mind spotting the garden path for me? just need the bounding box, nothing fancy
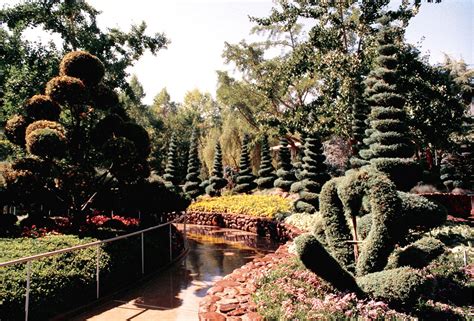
[68,225,278,321]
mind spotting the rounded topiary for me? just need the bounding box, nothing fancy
[4,115,30,145]
[256,135,276,190]
[3,168,42,204]
[90,114,124,147]
[59,51,105,86]
[26,128,67,159]
[234,134,256,194]
[361,24,419,190]
[102,137,139,168]
[24,95,61,121]
[183,130,203,199]
[45,76,87,106]
[90,83,119,110]
[206,142,227,196]
[385,237,446,269]
[163,134,179,185]
[273,137,296,192]
[25,120,66,140]
[116,122,151,159]
[356,267,431,307]
[294,133,330,213]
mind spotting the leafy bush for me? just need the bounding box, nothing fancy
[188,194,291,218]
[386,237,446,269]
[24,95,61,121]
[0,235,110,320]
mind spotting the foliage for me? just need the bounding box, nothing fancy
[205,142,227,196]
[183,130,203,199]
[24,95,61,121]
[274,137,296,191]
[234,134,256,194]
[0,0,168,123]
[0,234,110,320]
[385,237,446,269]
[25,127,67,159]
[188,194,291,218]
[253,256,409,321]
[163,133,179,185]
[294,133,330,213]
[255,134,276,189]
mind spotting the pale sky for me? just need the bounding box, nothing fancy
[3,0,473,104]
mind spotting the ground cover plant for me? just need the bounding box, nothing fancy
[188,194,292,218]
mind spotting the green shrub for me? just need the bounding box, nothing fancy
[256,135,276,190]
[183,130,203,199]
[25,128,67,159]
[295,234,363,295]
[398,192,447,231]
[0,235,110,320]
[356,267,431,307]
[45,76,87,106]
[234,134,256,194]
[5,115,30,146]
[206,142,227,196]
[163,133,179,185]
[274,137,296,192]
[386,237,446,269]
[59,51,105,86]
[24,95,61,121]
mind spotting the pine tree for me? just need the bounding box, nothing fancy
[183,130,202,199]
[361,21,420,190]
[294,133,330,213]
[234,134,256,193]
[256,135,276,190]
[163,133,179,185]
[205,142,227,196]
[274,137,296,192]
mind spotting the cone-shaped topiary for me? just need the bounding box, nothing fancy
[163,134,179,186]
[362,23,420,190]
[274,137,296,192]
[290,134,306,193]
[24,95,61,121]
[294,133,330,213]
[234,134,256,194]
[206,142,227,196]
[183,130,203,199]
[256,135,276,190]
[350,80,370,169]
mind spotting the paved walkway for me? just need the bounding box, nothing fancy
[69,226,277,321]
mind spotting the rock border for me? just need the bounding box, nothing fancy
[191,211,303,321]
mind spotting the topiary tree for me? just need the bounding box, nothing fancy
[294,133,330,213]
[349,80,371,169]
[274,137,296,192]
[2,51,186,226]
[295,168,447,307]
[234,134,256,194]
[205,142,227,196]
[163,133,179,186]
[360,22,420,191]
[255,135,276,190]
[183,130,203,199]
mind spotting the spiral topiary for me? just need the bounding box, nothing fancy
[26,128,67,159]
[4,115,30,146]
[234,134,256,194]
[183,130,203,199]
[256,135,276,190]
[273,137,296,192]
[24,95,61,121]
[45,76,87,106]
[361,23,420,191]
[206,142,227,196]
[294,133,330,213]
[163,134,179,185]
[59,51,105,86]
[350,80,370,169]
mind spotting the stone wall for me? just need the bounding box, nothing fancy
[184,211,302,242]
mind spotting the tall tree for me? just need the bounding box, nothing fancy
[183,130,203,199]
[163,133,179,186]
[206,142,227,196]
[234,134,256,194]
[274,137,296,192]
[256,135,276,189]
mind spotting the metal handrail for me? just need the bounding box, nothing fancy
[0,212,186,267]
[0,211,188,321]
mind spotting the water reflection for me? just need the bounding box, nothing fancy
[70,225,278,321]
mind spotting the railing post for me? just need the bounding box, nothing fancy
[141,232,145,274]
[96,245,100,299]
[25,261,31,321]
[183,212,187,248]
[169,223,172,262]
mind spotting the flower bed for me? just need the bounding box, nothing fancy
[189,195,292,218]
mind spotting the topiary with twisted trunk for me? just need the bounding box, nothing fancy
[294,133,330,213]
[183,130,203,199]
[205,142,227,196]
[274,137,296,192]
[163,133,179,186]
[234,134,256,194]
[256,135,276,190]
